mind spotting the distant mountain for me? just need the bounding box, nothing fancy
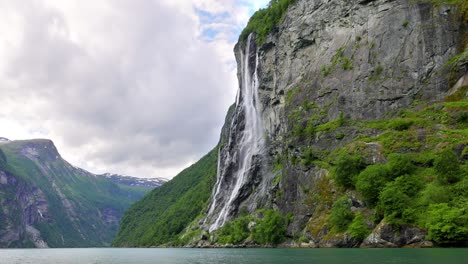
[0,139,164,248]
[101,173,166,188]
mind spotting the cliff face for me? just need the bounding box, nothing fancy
[258,0,464,137]
[113,0,467,248]
[199,0,467,247]
[0,139,161,248]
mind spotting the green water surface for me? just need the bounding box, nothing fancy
[0,248,466,264]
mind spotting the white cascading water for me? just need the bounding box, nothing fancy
[206,34,264,232]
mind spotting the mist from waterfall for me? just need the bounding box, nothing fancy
[206,34,264,232]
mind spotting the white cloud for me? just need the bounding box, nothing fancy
[0,0,268,179]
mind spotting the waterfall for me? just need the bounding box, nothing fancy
[206,34,264,232]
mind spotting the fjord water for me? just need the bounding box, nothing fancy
[1,248,467,264]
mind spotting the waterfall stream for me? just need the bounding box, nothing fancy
[206,34,264,232]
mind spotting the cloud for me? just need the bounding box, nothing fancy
[0,0,268,179]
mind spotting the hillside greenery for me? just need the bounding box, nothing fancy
[112,147,218,247]
[0,140,154,247]
[305,98,468,244]
[239,0,295,43]
[215,209,288,245]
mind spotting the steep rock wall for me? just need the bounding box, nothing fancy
[202,0,467,247]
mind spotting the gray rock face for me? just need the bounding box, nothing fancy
[0,171,50,247]
[258,0,464,139]
[202,0,466,247]
[0,139,160,248]
[361,220,432,247]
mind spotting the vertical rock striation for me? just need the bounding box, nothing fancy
[201,0,467,246]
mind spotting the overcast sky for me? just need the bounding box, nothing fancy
[0,0,269,179]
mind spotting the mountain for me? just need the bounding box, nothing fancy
[115,0,467,248]
[0,139,164,248]
[101,173,166,189]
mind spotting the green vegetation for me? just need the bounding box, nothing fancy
[425,202,468,244]
[386,153,415,179]
[217,216,251,244]
[347,213,370,240]
[0,140,152,247]
[434,149,461,184]
[333,153,363,189]
[321,47,353,77]
[279,84,467,244]
[113,147,218,247]
[377,180,411,225]
[315,113,345,132]
[252,210,288,244]
[0,149,6,170]
[425,0,468,21]
[216,209,287,245]
[328,195,354,232]
[317,97,468,243]
[355,165,390,206]
[239,0,296,43]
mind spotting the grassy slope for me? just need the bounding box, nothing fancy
[112,147,218,247]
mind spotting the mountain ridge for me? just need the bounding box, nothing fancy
[0,138,163,248]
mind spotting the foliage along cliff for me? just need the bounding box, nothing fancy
[0,139,164,248]
[115,0,467,248]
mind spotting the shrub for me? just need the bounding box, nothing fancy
[252,210,287,245]
[434,149,461,184]
[305,119,315,137]
[418,183,450,206]
[392,174,423,197]
[425,203,468,243]
[347,213,370,240]
[378,183,410,225]
[301,148,316,166]
[356,165,390,206]
[334,153,363,189]
[217,216,251,244]
[292,123,304,137]
[387,118,414,131]
[328,195,354,232]
[239,0,296,43]
[386,153,415,180]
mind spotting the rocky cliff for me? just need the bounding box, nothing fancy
[200,0,467,247]
[114,0,467,248]
[0,139,162,248]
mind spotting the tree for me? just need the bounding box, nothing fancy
[426,203,468,243]
[378,183,410,225]
[347,213,370,240]
[252,210,287,245]
[386,153,414,180]
[334,153,363,189]
[356,165,389,206]
[328,195,354,232]
[434,149,461,184]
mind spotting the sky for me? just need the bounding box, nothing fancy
[0,0,269,179]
